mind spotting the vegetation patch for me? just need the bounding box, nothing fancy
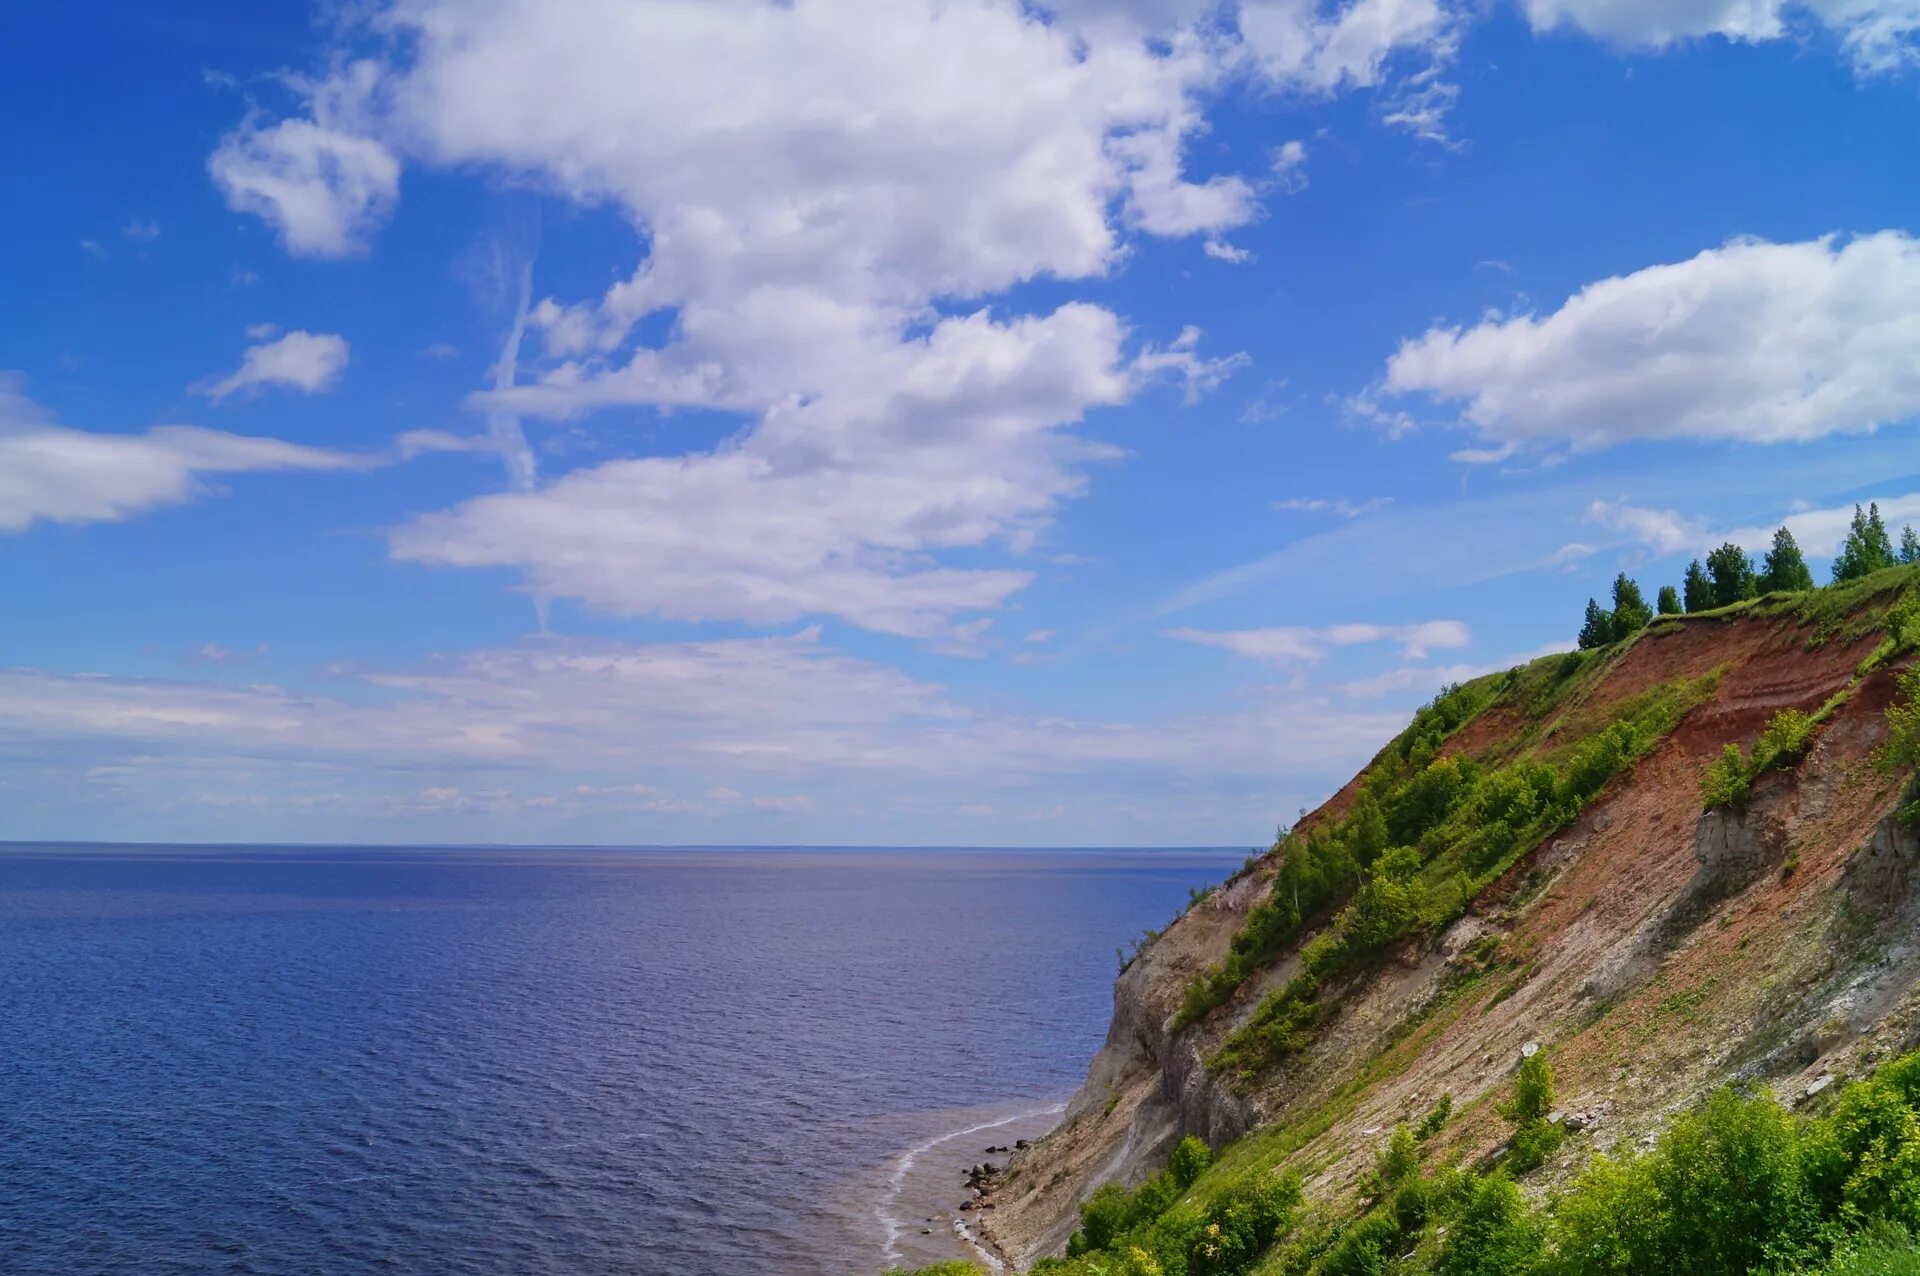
[899,1045,1920,1276]
[1205,671,1718,1080]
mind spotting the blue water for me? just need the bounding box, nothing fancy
[0,844,1242,1275]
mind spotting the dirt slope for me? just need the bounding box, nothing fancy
[981,594,1920,1268]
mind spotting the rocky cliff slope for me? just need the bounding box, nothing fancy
[975,568,1920,1271]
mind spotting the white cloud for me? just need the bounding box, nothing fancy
[1166,619,1471,662]
[1334,641,1572,698]
[1238,0,1458,94]
[0,629,1410,842]
[1382,233,1920,452]
[1274,495,1394,518]
[1584,499,1706,554]
[0,375,364,533]
[1520,0,1920,73]
[210,0,1268,639]
[1131,324,1252,403]
[391,305,1132,638]
[120,219,160,240]
[198,330,350,401]
[209,113,400,258]
[1552,541,1599,568]
[1571,490,1920,566]
[183,643,270,668]
[1721,492,1920,557]
[1204,238,1256,263]
[394,429,495,460]
[1271,138,1310,192]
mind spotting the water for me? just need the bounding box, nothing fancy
[0,843,1243,1275]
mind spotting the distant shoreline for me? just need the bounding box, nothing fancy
[0,838,1247,853]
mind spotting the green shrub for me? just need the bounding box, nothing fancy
[1317,1210,1400,1276]
[1700,742,1750,812]
[1881,667,1920,777]
[1805,1059,1920,1227]
[1416,1094,1454,1142]
[1757,708,1817,771]
[1510,1052,1554,1123]
[1442,1175,1544,1275]
[1551,1150,1666,1275]
[1888,588,1920,652]
[1071,1182,1132,1254]
[1649,1086,1818,1275]
[1508,1117,1565,1173]
[1170,1135,1212,1190]
[1817,1226,1920,1275]
[1373,1125,1420,1193]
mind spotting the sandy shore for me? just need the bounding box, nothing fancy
[829,1097,1066,1274]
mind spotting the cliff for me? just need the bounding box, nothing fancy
[975,568,1920,1270]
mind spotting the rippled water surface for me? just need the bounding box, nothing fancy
[0,844,1242,1275]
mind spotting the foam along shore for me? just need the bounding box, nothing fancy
[855,1098,1066,1273]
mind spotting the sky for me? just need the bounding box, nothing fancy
[5,0,1920,847]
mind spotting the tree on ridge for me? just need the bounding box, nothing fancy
[1834,503,1896,582]
[1683,559,1715,613]
[1706,542,1758,608]
[1759,526,1814,593]
[1578,599,1613,650]
[1610,573,1653,642]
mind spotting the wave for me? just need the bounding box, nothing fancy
[876,1101,1066,1270]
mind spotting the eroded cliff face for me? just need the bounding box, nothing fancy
[981,600,1920,1270]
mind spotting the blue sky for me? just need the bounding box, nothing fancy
[6,0,1920,846]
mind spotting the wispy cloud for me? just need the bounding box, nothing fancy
[1166,620,1470,664]
[1274,496,1395,519]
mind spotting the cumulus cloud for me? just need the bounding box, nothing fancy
[208,0,1471,640]
[209,113,400,257]
[198,330,350,401]
[1238,0,1459,93]
[0,375,363,532]
[1520,0,1920,73]
[1166,619,1471,662]
[391,306,1131,637]
[1382,233,1920,453]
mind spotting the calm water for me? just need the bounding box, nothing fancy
[0,844,1242,1275]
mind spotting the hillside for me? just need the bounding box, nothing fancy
[912,565,1920,1276]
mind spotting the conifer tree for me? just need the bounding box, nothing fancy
[1902,525,1920,566]
[1577,599,1612,650]
[1683,559,1714,614]
[1609,573,1653,641]
[1758,526,1814,593]
[1705,541,1758,607]
[1657,584,1682,616]
[1834,503,1897,582]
